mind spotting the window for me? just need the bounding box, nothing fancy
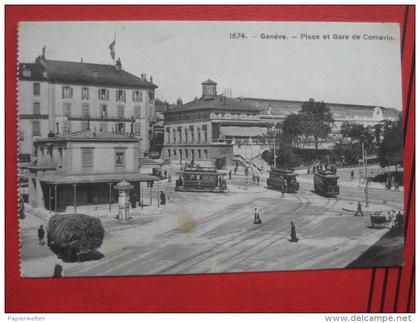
[173,129,176,143]
[63,102,71,116]
[116,89,126,102]
[33,83,40,96]
[117,105,125,119]
[133,91,142,102]
[134,122,141,135]
[19,130,24,141]
[204,149,208,159]
[62,86,73,99]
[184,128,188,142]
[81,148,94,169]
[204,129,208,142]
[134,105,141,119]
[81,87,89,100]
[100,105,108,119]
[63,120,71,134]
[190,128,195,142]
[173,149,177,157]
[197,128,201,142]
[33,102,40,115]
[100,121,108,132]
[98,88,109,100]
[81,104,89,130]
[32,121,41,136]
[81,103,89,117]
[167,149,171,158]
[148,90,154,103]
[23,69,31,77]
[185,149,189,159]
[114,149,126,168]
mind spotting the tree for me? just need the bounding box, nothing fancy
[298,99,334,158]
[281,113,304,148]
[378,114,403,172]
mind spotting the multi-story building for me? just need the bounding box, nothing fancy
[19,49,157,162]
[27,130,158,211]
[242,97,400,149]
[162,80,265,168]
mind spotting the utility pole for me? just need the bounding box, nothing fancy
[273,126,277,168]
[362,141,369,207]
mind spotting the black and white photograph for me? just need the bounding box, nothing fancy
[18,21,404,278]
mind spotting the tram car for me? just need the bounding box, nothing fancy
[175,166,227,192]
[266,167,299,193]
[313,169,339,196]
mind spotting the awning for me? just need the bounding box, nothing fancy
[37,173,160,185]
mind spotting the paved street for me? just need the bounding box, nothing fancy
[20,167,404,277]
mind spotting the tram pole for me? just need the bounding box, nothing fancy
[362,141,369,207]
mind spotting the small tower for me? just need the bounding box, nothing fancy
[201,79,217,99]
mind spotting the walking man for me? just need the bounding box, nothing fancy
[257,175,260,186]
[394,182,400,191]
[228,170,232,180]
[289,222,298,242]
[350,170,354,180]
[37,225,45,245]
[254,207,262,224]
[354,201,364,216]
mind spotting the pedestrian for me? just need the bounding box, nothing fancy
[252,173,256,184]
[37,225,45,245]
[394,182,399,191]
[351,170,354,180]
[313,165,316,174]
[307,166,311,174]
[234,166,237,175]
[164,170,167,178]
[228,170,232,180]
[354,201,364,216]
[395,211,403,228]
[257,175,260,186]
[160,191,166,205]
[289,222,298,242]
[52,263,63,278]
[254,207,262,224]
[168,174,172,184]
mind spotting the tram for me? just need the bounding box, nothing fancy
[175,166,227,192]
[313,169,339,196]
[266,167,299,193]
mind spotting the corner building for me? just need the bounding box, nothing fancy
[162,80,263,168]
[19,51,157,162]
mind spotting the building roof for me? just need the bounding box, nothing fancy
[37,173,160,185]
[243,97,400,120]
[19,59,158,89]
[164,95,260,114]
[202,79,217,85]
[33,130,139,143]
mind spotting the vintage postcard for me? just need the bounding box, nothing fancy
[18,21,404,278]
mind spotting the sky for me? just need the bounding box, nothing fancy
[19,21,402,110]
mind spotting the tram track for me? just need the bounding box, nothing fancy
[155,192,314,274]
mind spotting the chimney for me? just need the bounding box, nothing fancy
[115,58,122,71]
[177,97,183,107]
[149,75,153,83]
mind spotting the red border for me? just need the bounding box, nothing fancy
[5,5,415,313]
